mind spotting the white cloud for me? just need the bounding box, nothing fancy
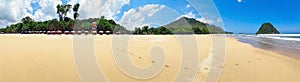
[119,4,166,30]
[0,0,221,28]
[32,0,62,21]
[237,0,242,3]
[179,11,215,24]
[186,4,191,8]
[0,0,64,27]
[0,0,32,27]
[196,17,214,24]
[0,0,129,28]
[180,11,196,18]
[77,0,130,20]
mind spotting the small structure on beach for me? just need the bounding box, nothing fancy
[91,22,97,31]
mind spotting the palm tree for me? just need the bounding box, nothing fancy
[56,4,72,21]
[21,16,34,24]
[73,3,80,20]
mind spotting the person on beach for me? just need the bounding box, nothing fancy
[91,22,97,31]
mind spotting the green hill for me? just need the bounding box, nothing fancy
[256,23,280,34]
[164,17,225,34]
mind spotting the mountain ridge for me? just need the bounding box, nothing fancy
[163,17,225,34]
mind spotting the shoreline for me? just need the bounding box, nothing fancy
[220,37,300,82]
[232,35,300,59]
[228,37,300,60]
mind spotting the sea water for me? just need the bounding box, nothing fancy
[230,34,300,58]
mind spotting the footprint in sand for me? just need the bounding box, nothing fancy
[184,67,192,70]
[151,61,155,63]
[204,68,209,70]
[129,52,134,55]
[165,65,170,68]
[128,52,143,59]
[234,64,239,68]
[248,61,251,63]
[235,64,239,66]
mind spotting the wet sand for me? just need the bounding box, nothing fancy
[0,34,299,82]
[220,38,300,82]
[235,35,300,58]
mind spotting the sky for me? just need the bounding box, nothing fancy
[214,0,300,33]
[0,0,299,33]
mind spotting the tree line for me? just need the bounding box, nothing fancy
[0,3,81,33]
[132,26,172,35]
[0,3,227,34]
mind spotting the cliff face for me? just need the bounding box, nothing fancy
[256,23,280,34]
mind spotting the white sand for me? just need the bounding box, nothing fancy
[0,34,299,82]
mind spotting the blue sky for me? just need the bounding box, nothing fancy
[214,0,300,33]
[115,0,196,21]
[0,0,299,33]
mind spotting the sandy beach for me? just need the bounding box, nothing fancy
[220,38,300,82]
[0,34,300,82]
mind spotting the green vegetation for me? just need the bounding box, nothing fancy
[164,17,225,34]
[73,3,80,20]
[133,26,172,35]
[56,4,73,21]
[0,4,229,35]
[256,22,280,34]
[131,17,227,35]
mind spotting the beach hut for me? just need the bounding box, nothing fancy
[51,31,56,34]
[91,22,97,31]
[84,31,89,35]
[98,31,104,35]
[46,31,56,34]
[21,31,26,34]
[77,31,82,35]
[114,31,121,35]
[64,31,70,35]
[71,31,76,35]
[105,31,111,35]
[56,31,62,35]
[92,31,98,35]
[34,31,38,34]
[28,31,33,34]
[46,31,51,34]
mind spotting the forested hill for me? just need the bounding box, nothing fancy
[164,17,225,34]
[256,23,280,34]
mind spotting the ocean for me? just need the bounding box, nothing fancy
[230,34,300,58]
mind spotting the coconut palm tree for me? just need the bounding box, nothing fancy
[73,3,80,20]
[56,4,72,21]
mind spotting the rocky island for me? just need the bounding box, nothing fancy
[256,22,280,34]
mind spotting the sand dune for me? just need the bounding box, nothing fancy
[0,34,299,82]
